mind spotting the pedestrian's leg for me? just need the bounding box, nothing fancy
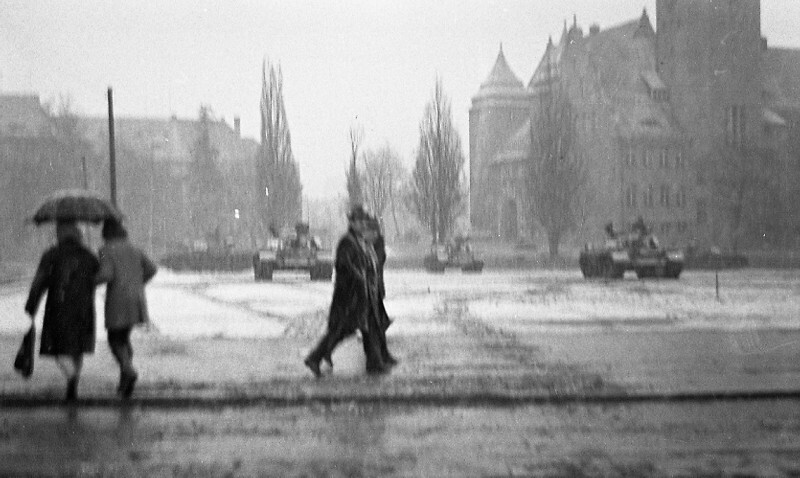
[55,355,75,379]
[379,327,398,366]
[362,327,387,374]
[304,333,331,378]
[56,355,81,401]
[109,329,137,397]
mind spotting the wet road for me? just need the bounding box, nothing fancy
[2,268,800,475]
[2,400,800,476]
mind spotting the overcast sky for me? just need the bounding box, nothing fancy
[2,1,800,199]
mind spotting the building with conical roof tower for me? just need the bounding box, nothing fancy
[469,45,531,237]
[470,1,800,251]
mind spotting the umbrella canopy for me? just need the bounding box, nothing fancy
[31,189,122,225]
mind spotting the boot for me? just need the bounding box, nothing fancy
[65,376,78,402]
[120,371,138,399]
[303,355,322,378]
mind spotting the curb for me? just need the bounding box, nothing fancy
[3,389,800,409]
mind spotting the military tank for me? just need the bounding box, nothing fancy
[579,221,684,279]
[253,222,333,281]
[424,236,484,273]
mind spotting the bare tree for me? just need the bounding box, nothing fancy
[346,125,364,209]
[410,78,466,244]
[258,60,302,235]
[362,143,405,234]
[188,105,224,242]
[527,67,586,258]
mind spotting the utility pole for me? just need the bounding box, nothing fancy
[107,87,117,207]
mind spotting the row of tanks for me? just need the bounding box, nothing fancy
[252,223,484,281]
[251,219,681,282]
[579,218,684,279]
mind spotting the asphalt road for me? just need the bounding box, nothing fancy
[2,400,800,477]
[1,268,799,475]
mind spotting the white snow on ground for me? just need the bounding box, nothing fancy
[206,283,330,319]
[0,283,286,340]
[1,268,797,339]
[145,287,285,338]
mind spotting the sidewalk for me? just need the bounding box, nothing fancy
[3,327,800,407]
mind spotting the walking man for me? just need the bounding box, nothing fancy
[364,217,398,367]
[304,205,388,377]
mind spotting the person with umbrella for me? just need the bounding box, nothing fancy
[24,221,99,402]
[95,218,157,399]
[24,189,122,401]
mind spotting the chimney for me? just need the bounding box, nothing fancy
[233,116,240,137]
[589,24,600,35]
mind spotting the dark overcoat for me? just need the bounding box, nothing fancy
[373,235,386,300]
[371,234,392,331]
[96,238,157,330]
[25,238,99,356]
[327,228,372,336]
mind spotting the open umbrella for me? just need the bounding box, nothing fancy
[31,189,122,225]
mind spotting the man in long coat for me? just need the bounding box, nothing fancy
[25,221,99,401]
[365,217,397,366]
[304,205,387,376]
[96,218,157,398]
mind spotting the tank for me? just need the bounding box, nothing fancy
[424,236,484,273]
[579,221,684,279]
[253,222,333,281]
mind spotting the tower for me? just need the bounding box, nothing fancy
[469,45,531,234]
[656,0,762,243]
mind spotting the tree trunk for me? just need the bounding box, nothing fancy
[389,187,401,240]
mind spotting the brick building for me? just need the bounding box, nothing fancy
[471,0,800,249]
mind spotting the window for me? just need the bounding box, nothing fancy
[660,149,669,168]
[625,146,635,168]
[697,200,707,224]
[675,187,686,208]
[725,105,746,146]
[625,184,637,208]
[644,185,655,208]
[651,89,669,102]
[675,151,684,169]
[643,149,652,168]
[660,185,671,207]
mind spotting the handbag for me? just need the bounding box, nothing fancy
[13,325,35,378]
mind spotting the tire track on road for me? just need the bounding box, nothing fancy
[429,293,622,397]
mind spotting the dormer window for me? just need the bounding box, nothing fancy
[650,88,669,101]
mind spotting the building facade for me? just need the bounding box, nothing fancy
[471,0,800,249]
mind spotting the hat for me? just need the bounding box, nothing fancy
[347,204,371,222]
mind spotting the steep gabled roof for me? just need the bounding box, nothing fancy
[530,11,682,141]
[473,45,528,101]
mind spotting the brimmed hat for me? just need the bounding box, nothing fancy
[347,204,371,222]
